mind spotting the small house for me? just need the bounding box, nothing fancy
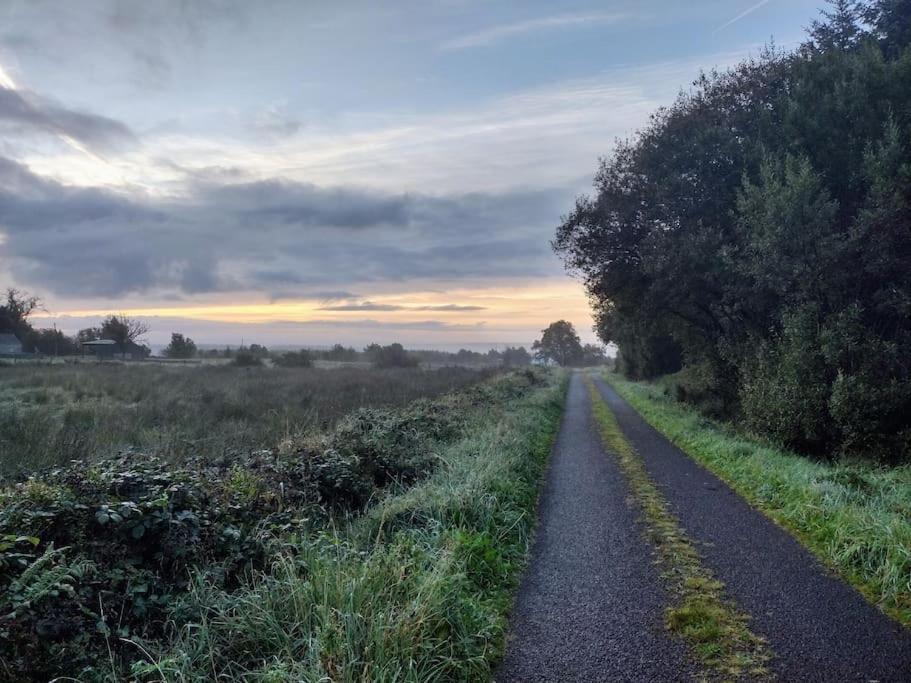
[0,333,24,355]
[82,339,150,361]
[82,339,118,360]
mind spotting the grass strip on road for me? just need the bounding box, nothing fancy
[606,372,911,628]
[585,376,771,680]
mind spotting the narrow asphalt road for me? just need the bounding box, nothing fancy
[592,376,911,682]
[497,373,694,682]
[500,372,911,682]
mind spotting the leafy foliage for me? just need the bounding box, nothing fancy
[532,320,584,366]
[0,370,546,679]
[0,289,40,339]
[163,332,197,359]
[99,315,150,356]
[555,0,911,460]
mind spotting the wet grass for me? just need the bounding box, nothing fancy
[134,371,569,681]
[0,363,492,475]
[606,372,911,629]
[585,375,771,680]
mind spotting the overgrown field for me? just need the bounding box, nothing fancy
[606,372,911,628]
[0,363,493,475]
[0,368,565,681]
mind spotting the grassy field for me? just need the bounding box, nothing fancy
[0,363,493,476]
[0,368,565,681]
[606,372,911,628]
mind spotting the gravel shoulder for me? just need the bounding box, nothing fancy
[497,373,694,682]
[594,376,911,683]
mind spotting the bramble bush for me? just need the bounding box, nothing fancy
[0,369,545,680]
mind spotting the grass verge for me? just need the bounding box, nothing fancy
[135,372,569,681]
[605,372,911,628]
[585,376,770,679]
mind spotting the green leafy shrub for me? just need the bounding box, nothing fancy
[740,307,834,453]
[0,369,545,680]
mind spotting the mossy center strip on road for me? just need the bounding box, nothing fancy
[584,375,771,680]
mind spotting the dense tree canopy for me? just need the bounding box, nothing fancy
[100,315,150,356]
[0,289,41,339]
[554,0,911,460]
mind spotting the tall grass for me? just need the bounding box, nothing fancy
[0,364,491,475]
[137,372,567,681]
[607,373,911,627]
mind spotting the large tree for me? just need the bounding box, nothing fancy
[532,321,584,367]
[100,314,150,356]
[163,332,197,359]
[554,0,911,459]
[0,288,41,338]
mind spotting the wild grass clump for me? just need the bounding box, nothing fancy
[0,369,562,681]
[0,364,493,475]
[608,372,911,627]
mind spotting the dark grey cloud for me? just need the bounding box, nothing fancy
[0,158,158,229]
[268,290,361,303]
[0,156,566,298]
[0,86,137,152]
[198,179,412,228]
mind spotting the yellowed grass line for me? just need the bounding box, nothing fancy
[585,375,771,680]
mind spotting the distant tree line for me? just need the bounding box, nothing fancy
[0,289,150,358]
[554,0,911,460]
[0,287,554,371]
[229,342,536,369]
[192,340,536,369]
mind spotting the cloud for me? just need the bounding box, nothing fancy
[198,179,412,228]
[256,277,360,302]
[0,86,137,152]
[251,102,302,138]
[715,0,775,33]
[415,304,486,312]
[441,12,627,50]
[101,49,753,198]
[319,301,404,312]
[0,156,562,298]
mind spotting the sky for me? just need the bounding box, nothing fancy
[0,0,827,350]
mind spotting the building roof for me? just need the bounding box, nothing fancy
[0,332,21,346]
[82,339,118,346]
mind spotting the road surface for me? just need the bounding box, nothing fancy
[498,372,911,682]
